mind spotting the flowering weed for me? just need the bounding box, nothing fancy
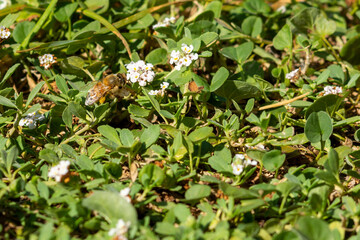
[1,0,360,239]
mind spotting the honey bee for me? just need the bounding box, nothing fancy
[85,74,126,106]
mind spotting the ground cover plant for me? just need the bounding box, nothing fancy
[2,0,360,239]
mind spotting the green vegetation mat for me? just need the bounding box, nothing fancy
[1,0,360,239]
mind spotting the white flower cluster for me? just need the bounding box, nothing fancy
[323,86,342,96]
[153,17,176,29]
[120,187,131,203]
[231,154,257,176]
[170,44,198,70]
[19,111,45,129]
[126,60,155,86]
[48,160,70,182]
[108,219,131,240]
[149,82,169,95]
[0,26,10,40]
[39,54,56,69]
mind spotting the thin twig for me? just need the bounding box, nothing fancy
[258,91,312,111]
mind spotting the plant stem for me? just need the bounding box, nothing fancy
[60,124,91,145]
[322,37,341,63]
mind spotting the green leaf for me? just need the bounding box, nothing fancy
[82,191,137,224]
[0,95,17,109]
[324,148,340,176]
[340,34,360,65]
[145,48,168,65]
[62,106,72,128]
[104,163,122,179]
[55,75,69,95]
[289,7,319,35]
[243,0,271,14]
[140,125,160,149]
[328,64,345,83]
[305,94,342,118]
[219,182,259,199]
[333,116,360,128]
[294,216,332,240]
[185,184,211,201]
[262,150,286,172]
[347,73,360,88]
[316,69,330,85]
[239,199,265,213]
[219,41,254,63]
[242,16,263,38]
[128,104,150,118]
[54,3,78,23]
[68,102,86,120]
[273,24,292,50]
[188,127,213,143]
[39,222,54,240]
[128,13,154,30]
[305,111,333,143]
[25,81,45,108]
[210,67,229,92]
[208,145,232,173]
[5,146,18,173]
[315,16,336,37]
[120,129,134,147]
[98,125,122,147]
[204,1,222,18]
[245,98,255,114]
[139,164,165,189]
[39,149,59,163]
[200,32,218,46]
[12,21,36,43]
[0,63,20,87]
[215,80,261,101]
[0,13,19,28]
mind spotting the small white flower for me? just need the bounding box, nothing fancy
[138,80,147,87]
[181,44,193,54]
[19,118,28,127]
[120,187,131,203]
[48,160,70,182]
[0,26,11,40]
[27,119,36,130]
[232,163,244,175]
[189,53,198,61]
[244,159,257,166]
[149,90,160,95]
[108,219,131,239]
[19,111,45,129]
[285,68,300,81]
[234,154,245,160]
[160,82,169,90]
[39,54,56,69]
[232,154,257,176]
[323,86,342,96]
[145,63,153,71]
[153,17,176,29]
[126,60,155,86]
[170,44,198,70]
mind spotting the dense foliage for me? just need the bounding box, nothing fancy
[1,0,360,239]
